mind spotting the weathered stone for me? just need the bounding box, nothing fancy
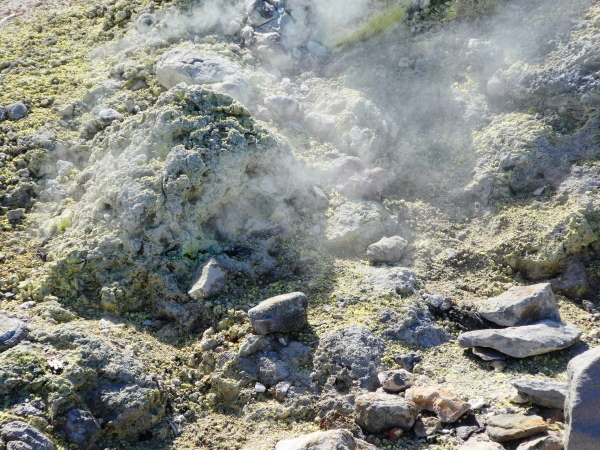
[472,347,507,361]
[248,292,308,335]
[156,49,248,103]
[6,209,25,221]
[511,378,567,409]
[339,167,388,201]
[265,95,299,119]
[312,326,384,391]
[516,434,564,450]
[64,409,101,450]
[326,156,366,184]
[354,392,419,433]
[459,442,505,450]
[486,414,547,443]
[394,353,421,372]
[565,346,600,449]
[405,386,471,423]
[275,428,376,450]
[377,369,414,393]
[0,314,29,352]
[6,103,28,121]
[0,421,54,450]
[188,258,227,300]
[413,416,442,437]
[135,13,155,33]
[458,321,582,358]
[366,236,408,263]
[478,283,560,327]
[380,306,452,348]
[455,414,484,442]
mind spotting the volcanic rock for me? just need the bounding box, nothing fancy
[188,258,227,300]
[156,49,248,103]
[405,386,471,423]
[0,421,54,450]
[459,442,505,450]
[565,346,600,449]
[478,283,560,327]
[414,416,442,437]
[64,409,101,450]
[6,103,28,121]
[312,326,384,391]
[486,414,547,443]
[275,428,376,450]
[248,292,308,335]
[338,167,388,201]
[458,320,582,358]
[326,156,366,184]
[511,378,568,409]
[377,369,414,393]
[0,314,29,352]
[380,306,452,348]
[366,235,407,263]
[354,392,419,433]
[516,434,564,450]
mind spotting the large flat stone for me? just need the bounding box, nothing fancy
[458,321,581,358]
[565,346,600,450]
[0,314,29,352]
[511,378,568,409]
[486,414,547,443]
[479,283,560,327]
[354,392,419,433]
[248,292,308,335]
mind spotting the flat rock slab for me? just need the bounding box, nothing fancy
[188,258,227,300]
[248,292,308,335]
[479,283,560,327]
[516,434,564,450]
[511,378,568,409]
[565,346,600,450]
[405,386,471,423]
[275,428,376,450]
[0,313,29,352]
[486,414,547,443]
[458,320,582,358]
[0,421,54,449]
[354,392,419,433]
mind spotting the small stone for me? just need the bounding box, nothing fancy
[0,421,54,449]
[64,409,101,450]
[354,392,419,433]
[366,235,408,263]
[255,383,267,393]
[136,13,155,33]
[516,434,564,450]
[6,208,25,221]
[486,414,547,443]
[491,361,506,372]
[378,369,414,393]
[274,381,291,401]
[98,108,124,123]
[248,292,308,335]
[6,103,28,120]
[511,378,568,409]
[188,258,227,300]
[0,313,29,352]
[405,386,471,423]
[414,416,442,437]
[307,40,328,57]
[395,353,421,372]
[275,429,375,450]
[56,160,75,176]
[459,442,505,450]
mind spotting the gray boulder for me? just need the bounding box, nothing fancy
[354,392,419,433]
[377,369,414,393]
[565,346,600,450]
[248,292,308,335]
[275,428,376,450]
[6,103,28,121]
[458,320,582,358]
[188,258,227,300]
[156,49,248,103]
[312,326,384,391]
[516,434,564,450]
[366,236,408,263]
[511,378,568,409]
[0,314,29,352]
[0,421,54,450]
[64,409,101,450]
[478,283,560,327]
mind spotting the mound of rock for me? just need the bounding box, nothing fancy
[30,84,319,325]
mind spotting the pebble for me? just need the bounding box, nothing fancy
[6,103,28,121]
[255,383,267,393]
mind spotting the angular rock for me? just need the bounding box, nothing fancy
[516,434,564,450]
[458,321,582,358]
[354,392,419,433]
[455,414,484,442]
[248,292,308,335]
[0,421,54,450]
[486,414,547,443]
[275,428,376,450]
[188,258,227,300]
[64,409,101,450]
[405,386,471,423]
[6,103,28,121]
[511,378,567,409]
[478,283,560,327]
[362,267,418,296]
[338,167,388,201]
[366,236,407,263]
[414,416,442,437]
[459,442,505,450]
[377,369,414,393]
[565,346,600,449]
[0,314,29,352]
[156,48,248,103]
[394,353,421,372]
[380,306,452,348]
[312,326,384,391]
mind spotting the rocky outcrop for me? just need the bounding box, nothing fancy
[565,346,600,450]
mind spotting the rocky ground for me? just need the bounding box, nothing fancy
[1,0,600,449]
